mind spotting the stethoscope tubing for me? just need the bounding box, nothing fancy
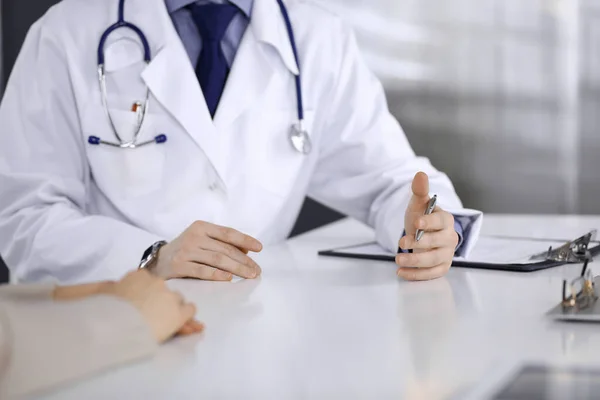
[91,0,310,154]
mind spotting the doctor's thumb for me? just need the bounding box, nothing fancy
[411,172,430,201]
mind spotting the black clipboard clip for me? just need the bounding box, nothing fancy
[530,230,597,263]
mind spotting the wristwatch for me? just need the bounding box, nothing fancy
[138,240,167,271]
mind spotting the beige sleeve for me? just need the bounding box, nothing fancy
[0,295,158,399]
[0,284,56,300]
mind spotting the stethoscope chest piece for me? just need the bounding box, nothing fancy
[290,122,312,155]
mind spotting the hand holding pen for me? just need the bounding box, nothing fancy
[396,172,459,281]
[415,195,437,242]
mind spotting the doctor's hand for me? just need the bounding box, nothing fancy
[151,221,263,281]
[396,172,459,281]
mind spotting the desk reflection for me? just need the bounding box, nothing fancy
[170,277,263,328]
[399,271,479,400]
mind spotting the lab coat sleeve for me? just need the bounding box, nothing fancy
[307,23,482,256]
[0,17,163,283]
[0,293,157,399]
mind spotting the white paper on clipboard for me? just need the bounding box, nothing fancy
[331,237,579,265]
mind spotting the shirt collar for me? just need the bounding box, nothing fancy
[165,0,253,18]
[165,0,299,76]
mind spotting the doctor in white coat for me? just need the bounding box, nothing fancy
[0,0,481,284]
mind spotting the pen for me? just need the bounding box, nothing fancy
[415,195,437,242]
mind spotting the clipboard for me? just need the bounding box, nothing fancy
[318,231,600,272]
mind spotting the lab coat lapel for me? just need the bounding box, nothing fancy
[213,0,300,130]
[137,0,227,185]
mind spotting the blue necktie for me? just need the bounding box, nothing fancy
[189,3,239,118]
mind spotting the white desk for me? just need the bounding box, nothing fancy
[40,215,600,400]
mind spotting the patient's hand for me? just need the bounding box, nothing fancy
[54,270,204,342]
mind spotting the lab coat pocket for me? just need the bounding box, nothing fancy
[82,107,166,199]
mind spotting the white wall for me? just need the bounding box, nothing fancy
[318,0,597,214]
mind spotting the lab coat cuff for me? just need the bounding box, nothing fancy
[103,232,165,282]
[445,209,483,258]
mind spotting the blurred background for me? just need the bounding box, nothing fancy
[318,0,598,215]
[1,0,599,280]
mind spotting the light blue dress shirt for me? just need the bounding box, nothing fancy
[165,0,254,68]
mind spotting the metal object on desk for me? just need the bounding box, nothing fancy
[530,230,597,263]
[561,258,597,309]
[547,257,600,321]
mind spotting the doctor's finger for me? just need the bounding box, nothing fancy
[202,223,263,252]
[399,229,457,251]
[175,263,233,281]
[395,247,452,269]
[199,237,262,275]
[397,262,452,281]
[188,249,259,279]
[414,208,453,231]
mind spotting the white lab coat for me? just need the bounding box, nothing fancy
[0,0,482,283]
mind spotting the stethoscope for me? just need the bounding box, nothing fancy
[89,0,312,155]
